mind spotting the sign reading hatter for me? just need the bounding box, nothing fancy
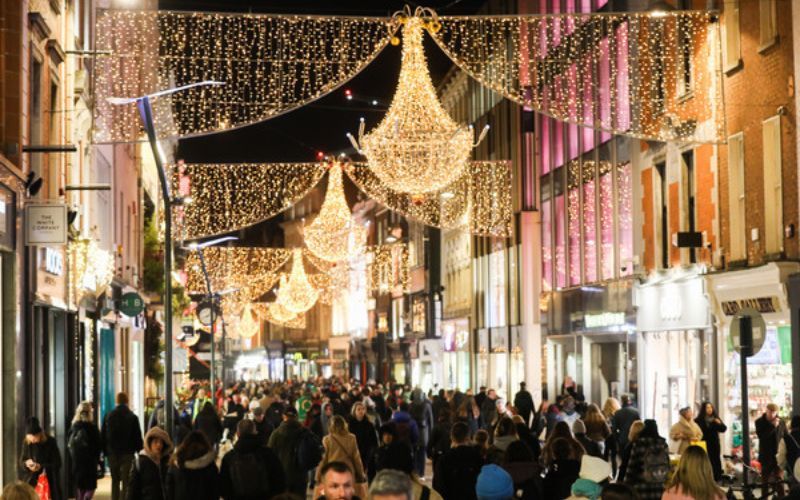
[25,203,67,245]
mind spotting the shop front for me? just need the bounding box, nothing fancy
[489,327,510,400]
[440,318,471,392]
[708,262,799,455]
[634,268,714,433]
[266,341,285,381]
[328,335,350,379]
[234,348,269,381]
[418,339,442,393]
[509,326,526,394]
[543,281,636,405]
[476,329,489,390]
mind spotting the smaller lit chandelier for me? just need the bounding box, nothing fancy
[348,12,488,195]
[304,163,367,262]
[237,303,260,339]
[276,248,319,314]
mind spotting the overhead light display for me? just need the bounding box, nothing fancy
[276,249,319,314]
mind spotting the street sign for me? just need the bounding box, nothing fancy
[119,292,145,317]
[730,307,766,355]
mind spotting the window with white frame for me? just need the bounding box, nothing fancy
[759,0,777,49]
[722,0,741,70]
[727,133,746,261]
[762,116,782,254]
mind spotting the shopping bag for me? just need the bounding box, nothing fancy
[35,472,51,500]
[690,440,707,452]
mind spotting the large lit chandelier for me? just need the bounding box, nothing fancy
[68,238,115,301]
[276,248,319,314]
[237,303,260,339]
[349,14,488,195]
[304,163,367,262]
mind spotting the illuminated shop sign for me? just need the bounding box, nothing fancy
[583,312,626,328]
[720,297,780,316]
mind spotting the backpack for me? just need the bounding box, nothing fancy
[410,401,426,428]
[229,451,271,497]
[68,426,90,458]
[297,428,323,471]
[641,442,671,484]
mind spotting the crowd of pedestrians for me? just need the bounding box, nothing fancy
[9,376,800,500]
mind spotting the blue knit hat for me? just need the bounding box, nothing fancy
[476,464,514,500]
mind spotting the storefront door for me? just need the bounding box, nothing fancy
[99,327,115,420]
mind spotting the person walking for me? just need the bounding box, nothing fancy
[409,388,434,478]
[541,421,585,468]
[68,402,103,500]
[662,445,725,500]
[567,455,613,500]
[370,469,414,500]
[127,427,173,500]
[166,430,219,500]
[601,398,620,477]
[756,403,787,497]
[617,420,643,483]
[268,406,312,496]
[315,416,368,499]
[573,419,603,458]
[612,395,640,454]
[513,415,541,461]
[669,407,702,456]
[1,481,39,500]
[250,407,274,445]
[778,415,800,481]
[220,419,285,500]
[501,441,542,500]
[694,401,727,481]
[191,388,212,423]
[475,464,515,500]
[623,419,670,500]
[542,438,582,500]
[487,417,519,465]
[193,402,223,447]
[584,404,611,456]
[433,422,483,500]
[513,382,535,428]
[101,392,143,500]
[316,461,361,500]
[19,417,63,500]
[480,390,499,431]
[348,402,378,481]
[428,409,453,472]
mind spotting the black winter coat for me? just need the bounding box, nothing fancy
[695,416,727,480]
[504,461,543,500]
[68,421,103,490]
[19,435,63,500]
[427,421,452,465]
[513,390,535,424]
[102,404,144,456]
[127,453,169,500]
[194,407,223,445]
[267,420,306,490]
[348,416,378,468]
[433,444,483,500]
[542,459,580,500]
[220,434,285,500]
[756,414,785,467]
[166,450,219,500]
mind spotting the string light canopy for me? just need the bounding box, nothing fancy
[184,247,290,294]
[96,9,723,145]
[304,163,367,262]
[276,248,319,314]
[174,163,327,240]
[349,12,489,195]
[257,301,307,329]
[94,10,397,143]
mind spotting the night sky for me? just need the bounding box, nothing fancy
[161,0,489,164]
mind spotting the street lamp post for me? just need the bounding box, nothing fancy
[108,80,224,439]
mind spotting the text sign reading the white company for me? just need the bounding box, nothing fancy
[25,204,67,245]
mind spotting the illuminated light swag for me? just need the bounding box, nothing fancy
[96,9,723,145]
[276,249,319,314]
[68,239,115,305]
[94,10,397,142]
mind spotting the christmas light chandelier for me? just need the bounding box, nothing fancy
[276,248,319,314]
[348,12,489,195]
[237,303,260,339]
[304,163,367,262]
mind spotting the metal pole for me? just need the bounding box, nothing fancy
[137,97,174,439]
[195,249,216,402]
[739,314,753,490]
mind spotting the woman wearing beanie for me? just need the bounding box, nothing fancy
[566,455,613,500]
[19,417,63,500]
[127,426,174,500]
[573,419,604,458]
[487,417,519,464]
[662,445,725,500]
[476,464,515,500]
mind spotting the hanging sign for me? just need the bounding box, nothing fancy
[25,203,67,245]
[119,292,145,317]
[730,307,767,356]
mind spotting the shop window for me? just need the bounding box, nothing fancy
[722,0,741,71]
[727,133,746,261]
[540,115,551,175]
[759,0,777,50]
[616,23,631,131]
[568,161,581,286]
[762,116,783,255]
[599,165,615,280]
[487,241,507,327]
[583,162,597,283]
[542,197,553,291]
[555,119,565,168]
[617,163,634,276]
[555,194,567,288]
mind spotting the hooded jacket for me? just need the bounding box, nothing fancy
[267,418,307,490]
[433,444,483,500]
[194,404,223,446]
[127,427,174,500]
[166,449,219,500]
[503,461,543,500]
